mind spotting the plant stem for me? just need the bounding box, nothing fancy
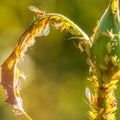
[89,67,119,120]
[88,0,120,119]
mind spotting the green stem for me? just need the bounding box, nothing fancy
[89,66,119,120]
[88,0,120,119]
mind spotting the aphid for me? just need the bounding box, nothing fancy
[104,54,109,65]
[111,0,117,14]
[85,87,94,105]
[111,55,119,66]
[106,42,112,54]
[28,6,46,15]
[99,64,107,70]
[86,87,91,100]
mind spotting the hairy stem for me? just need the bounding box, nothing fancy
[89,68,119,120]
[88,0,120,119]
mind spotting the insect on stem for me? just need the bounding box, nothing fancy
[28,6,46,15]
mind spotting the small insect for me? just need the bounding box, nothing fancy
[28,6,46,15]
[85,87,94,105]
[111,0,117,14]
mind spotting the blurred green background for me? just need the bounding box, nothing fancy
[0,0,120,120]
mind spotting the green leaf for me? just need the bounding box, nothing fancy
[91,0,120,67]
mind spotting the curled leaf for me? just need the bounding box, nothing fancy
[1,7,89,119]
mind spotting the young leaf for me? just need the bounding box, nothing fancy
[1,7,89,119]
